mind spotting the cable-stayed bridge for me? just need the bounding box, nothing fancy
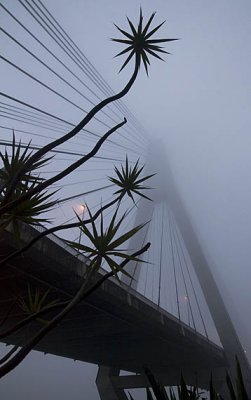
[0,1,250,399]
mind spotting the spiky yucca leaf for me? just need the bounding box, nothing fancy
[0,179,58,237]
[109,157,154,202]
[19,286,60,324]
[169,388,177,400]
[0,136,57,232]
[144,367,169,400]
[0,134,51,191]
[226,372,236,400]
[146,387,156,400]
[235,357,249,400]
[209,375,219,400]
[67,205,147,278]
[112,8,178,74]
[178,374,190,400]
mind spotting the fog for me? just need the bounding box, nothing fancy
[0,0,251,398]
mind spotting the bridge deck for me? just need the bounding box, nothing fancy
[0,223,227,375]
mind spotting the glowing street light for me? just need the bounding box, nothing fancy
[80,204,86,218]
[77,203,86,246]
[75,203,86,217]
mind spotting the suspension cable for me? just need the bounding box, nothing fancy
[157,203,164,307]
[170,214,196,330]
[17,0,147,147]
[27,0,147,142]
[168,208,181,320]
[173,218,209,339]
[0,93,146,154]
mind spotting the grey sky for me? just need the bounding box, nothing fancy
[0,0,251,399]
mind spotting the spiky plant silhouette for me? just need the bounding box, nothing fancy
[112,8,177,74]
[0,135,56,235]
[128,359,249,400]
[19,286,60,325]
[0,8,176,379]
[67,205,146,278]
[109,156,154,202]
[0,9,176,217]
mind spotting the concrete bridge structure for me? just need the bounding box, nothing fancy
[1,146,251,399]
[0,2,250,398]
[0,223,226,399]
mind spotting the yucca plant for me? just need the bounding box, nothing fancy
[18,286,60,325]
[144,368,202,400]
[0,134,48,190]
[225,357,249,400]
[67,205,146,279]
[0,10,176,221]
[0,7,176,380]
[209,374,220,400]
[112,7,177,74]
[127,359,249,400]
[109,156,154,202]
[0,135,56,236]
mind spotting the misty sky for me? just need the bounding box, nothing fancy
[0,0,251,399]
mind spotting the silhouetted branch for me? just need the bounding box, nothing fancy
[0,242,150,341]
[0,301,68,340]
[1,58,139,210]
[0,195,121,268]
[0,118,127,216]
[0,345,19,365]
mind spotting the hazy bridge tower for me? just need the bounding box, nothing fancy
[97,140,251,399]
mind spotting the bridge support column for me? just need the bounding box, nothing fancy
[96,366,128,400]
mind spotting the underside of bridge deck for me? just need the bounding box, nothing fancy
[0,223,226,380]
